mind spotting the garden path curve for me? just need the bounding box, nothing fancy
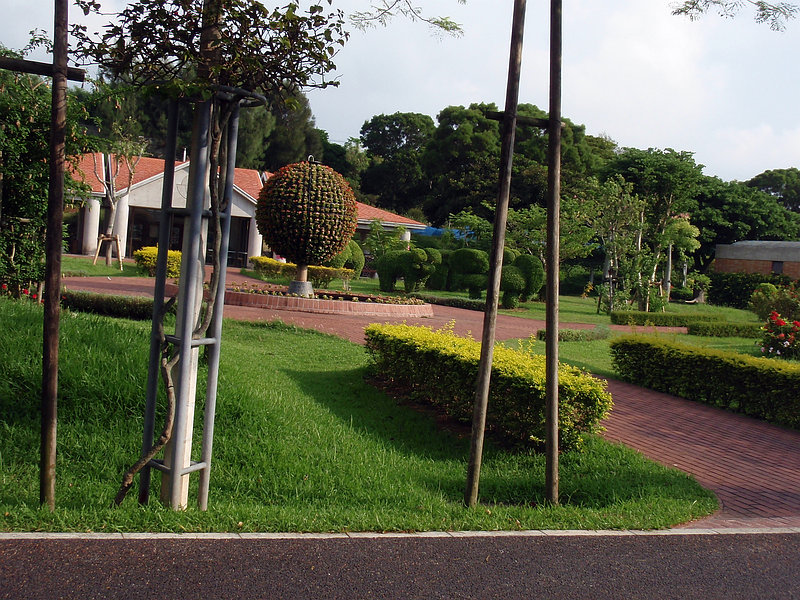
[63,269,800,529]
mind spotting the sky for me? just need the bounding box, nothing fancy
[2,0,800,182]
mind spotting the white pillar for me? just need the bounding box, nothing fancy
[114,194,130,257]
[247,216,262,263]
[82,197,101,255]
[400,228,411,242]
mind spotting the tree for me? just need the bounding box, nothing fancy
[350,0,467,34]
[747,167,800,212]
[605,148,704,310]
[672,1,798,30]
[0,45,93,295]
[256,161,357,293]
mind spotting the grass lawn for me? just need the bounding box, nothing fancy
[61,254,141,277]
[0,298,716,532]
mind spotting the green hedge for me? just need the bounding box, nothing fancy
[610,311,717,327]
[609,335,800,429]
[364,323,612,451]
[250,256,353,288]
[536,325,611,342]
[61,289,175,321]
[686,322,763,338]
[408,293,486,312]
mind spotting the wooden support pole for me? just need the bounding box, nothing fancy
[464,0,527,508]
[545,0,563,506]
[40,0,69,511]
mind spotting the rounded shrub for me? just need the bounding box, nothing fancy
[256,161,357,270]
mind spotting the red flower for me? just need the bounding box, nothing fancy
[22,288,29,295]
[1,283,7,291]
[32,293,38,300]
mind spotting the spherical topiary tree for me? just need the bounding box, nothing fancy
[257,161,357,296]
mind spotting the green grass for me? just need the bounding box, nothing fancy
[61,255,141,277]
[0,298,716,532]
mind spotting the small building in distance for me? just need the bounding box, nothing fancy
[714,241,800,279]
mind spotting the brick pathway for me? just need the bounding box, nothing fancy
[63,270,800,529]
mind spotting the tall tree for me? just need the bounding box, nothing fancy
[350,0,467,34]
[747,167,800,212]
[360,112,435,214]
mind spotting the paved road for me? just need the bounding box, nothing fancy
[3,531,800,599]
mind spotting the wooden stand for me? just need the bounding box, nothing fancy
[92,234,124,270]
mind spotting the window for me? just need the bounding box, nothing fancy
[772,261,784,274]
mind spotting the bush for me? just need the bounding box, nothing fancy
[708,271,793,309]
[513,254,545,302]
[449,248,489,298]
[426,249,450,290]
[749,283,800,322]
[536,325,611,342]
[609,311,717,327]
[760,311,800,359]
[308,265,354,288]
[325,239,365,279]
[609,335,800,429]
[132,246,181,278]
[250,256,291,279]
[408,292,486,311]
[364,323,612,451]
[686,321,763,338]
[375,250,406,292]
[500,265,526,309]
[251,256,352,288]
[60,289,176,320]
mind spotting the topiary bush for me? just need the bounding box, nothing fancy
[449,248,489,299]
[325,239,366,279]
[256,161,357,287]
[132,246,182,278]
[500,265,526,309]
[426,249,451,291]
[513,254,545,302]
[61,289,176,320]
[375,250,406,292]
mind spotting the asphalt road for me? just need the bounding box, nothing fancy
[2,532,800,599]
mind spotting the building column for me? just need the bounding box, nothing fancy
[81,197,101,255]
[247,216,262,264]
[114,194,130,257]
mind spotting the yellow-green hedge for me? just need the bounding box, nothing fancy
[364,323,613,452]
[132,246,181,278]
[610,335,800,428]
[250,256,353,288]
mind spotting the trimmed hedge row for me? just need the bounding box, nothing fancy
[609,335,800,429]
[61,289,175,320]
[536,325,611,342]
[610,311,717,327]
[686,321,763,338]
[408,292,486,312]
[364,323,613,451]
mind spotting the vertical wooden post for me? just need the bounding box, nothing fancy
[545,0,563,506]
[464,0,527,508]
[40,0,69,511]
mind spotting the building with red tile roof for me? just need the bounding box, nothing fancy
[68,154,426,265]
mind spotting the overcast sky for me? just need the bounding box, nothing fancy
[3,0,799,182]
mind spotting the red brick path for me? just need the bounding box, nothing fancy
[63,270,800,529]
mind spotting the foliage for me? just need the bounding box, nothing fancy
[749,282,800,321]
[760,311,800,359]
[364,323,613,451]
[708,271,794,308]
[448,210,493,250]
[449,248,489,298]
[72,0,348,96]
[131,246,182,278]
[408,292,486,312]
[672,0,799,31]
[325,239,366,278]
[256,161,358,270]
[500,265,525,309]
[513,254,545,302]
[250,256,353,288]
[349,0,467,34]
[747,167,800,212]
[610,334,800,428]
[362,219,408,259]
[535,325,612,342]
[60,289,175,320]
[609,311,717,327]
[0,45,94,295]
[685,321,763,338]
